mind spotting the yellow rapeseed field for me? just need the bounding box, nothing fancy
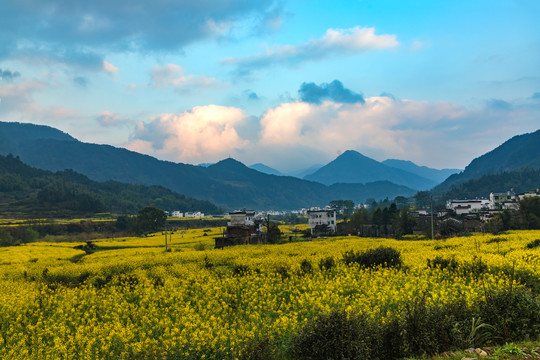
[0,228,539,359]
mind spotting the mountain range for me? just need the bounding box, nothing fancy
[2,121,537,210]
[0,122,417,210]
[304,150,441,190]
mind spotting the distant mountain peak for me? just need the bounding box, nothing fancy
[249,163,282,176]
[208,158,248,170]
[304,149,437,190]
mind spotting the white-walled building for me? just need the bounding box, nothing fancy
[308,209,337,234]
[518,189,540,201]
[184,211,204,218]
[446,199,490,215]
[228,210,256,227]
[490,190,517,210]
[171,211,184,218]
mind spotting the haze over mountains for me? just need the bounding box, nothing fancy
[0,122,418,210]
[303,150,444,190]
[1,121,538,211]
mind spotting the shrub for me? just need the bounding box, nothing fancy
[299,259,313,275]
[479,288,540,341]
[427,256,459,271]
[342,246,402,269]
[318,256,335,271]
[232,264,250,276]
[288,310,379,360]
[397,295,473,357]
[526,239,540,249]
[275,266,290,280]
[486,237,507,244]
[194,243,206,251]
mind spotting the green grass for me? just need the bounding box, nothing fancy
[407,340,540,359]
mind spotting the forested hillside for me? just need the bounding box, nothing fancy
[0,154,223,218]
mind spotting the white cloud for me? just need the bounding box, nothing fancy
[96,111,130,127]
[150,64,222,91]
[129,105,248,163]
[106,87,540,170]
[255,97,479,169]
[223,26,398,74]
[103,61,119,77]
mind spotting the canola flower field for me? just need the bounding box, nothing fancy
[0,227,539,359]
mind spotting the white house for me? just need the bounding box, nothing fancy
[171,211,184,218]
[518,189,540,201]
[446,199,490,215]
[185,211,204,218]
[308,209,337,234]
[228,210,256,227]
[489,190,517,210]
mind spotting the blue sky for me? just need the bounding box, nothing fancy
[1,0,539,171]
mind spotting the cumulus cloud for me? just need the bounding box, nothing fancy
[113,87,540,169]
[0,80,47,114]
[0,68,21,82]
[103,61,119,77]
[150,64,221,91]
[0,0,279,67]
[256,96,477,168]
[128,105,249,163]
[299,80,364,104]
[223,26,398,75]
[96,111,131,127]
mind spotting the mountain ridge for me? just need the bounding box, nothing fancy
[0,122,417,210]
[304,150,437,190]
[434,129,540,194]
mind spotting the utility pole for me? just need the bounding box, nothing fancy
[164,231,168,252]
[430,195,434,240]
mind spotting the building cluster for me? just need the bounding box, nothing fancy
[214,210,264,248]
[170,211,206,218]
[446,188,540,218]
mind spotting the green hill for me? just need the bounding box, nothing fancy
[0,154,223,218]
[438,168,540,201]
[434,129,540,194]
[0,122,418,209]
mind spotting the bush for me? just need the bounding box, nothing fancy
[479,288,540,341]
[526,239,540,249]
[289,310,379,360]
[318,256,336,271]
[342,246,402,269]
[232,264,250,276]
[397,295,472,357]
[299,259,313,275]
[427,256,459,271]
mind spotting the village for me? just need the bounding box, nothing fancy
[165,188,540,248]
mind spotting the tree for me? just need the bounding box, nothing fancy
[519,197,540,229]
[394,196,409,209]
[330,200,355,216]
[414,191,431,209]
[394,209,416,236]
[266,223,281,244]
[136,206,167,234]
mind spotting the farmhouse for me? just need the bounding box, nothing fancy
[446,199,490,215]
[308,209,337,235]
[214,210,263,248]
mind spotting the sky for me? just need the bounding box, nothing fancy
[0,0,539,172]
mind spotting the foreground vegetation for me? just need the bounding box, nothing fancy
[0,228,539,359]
